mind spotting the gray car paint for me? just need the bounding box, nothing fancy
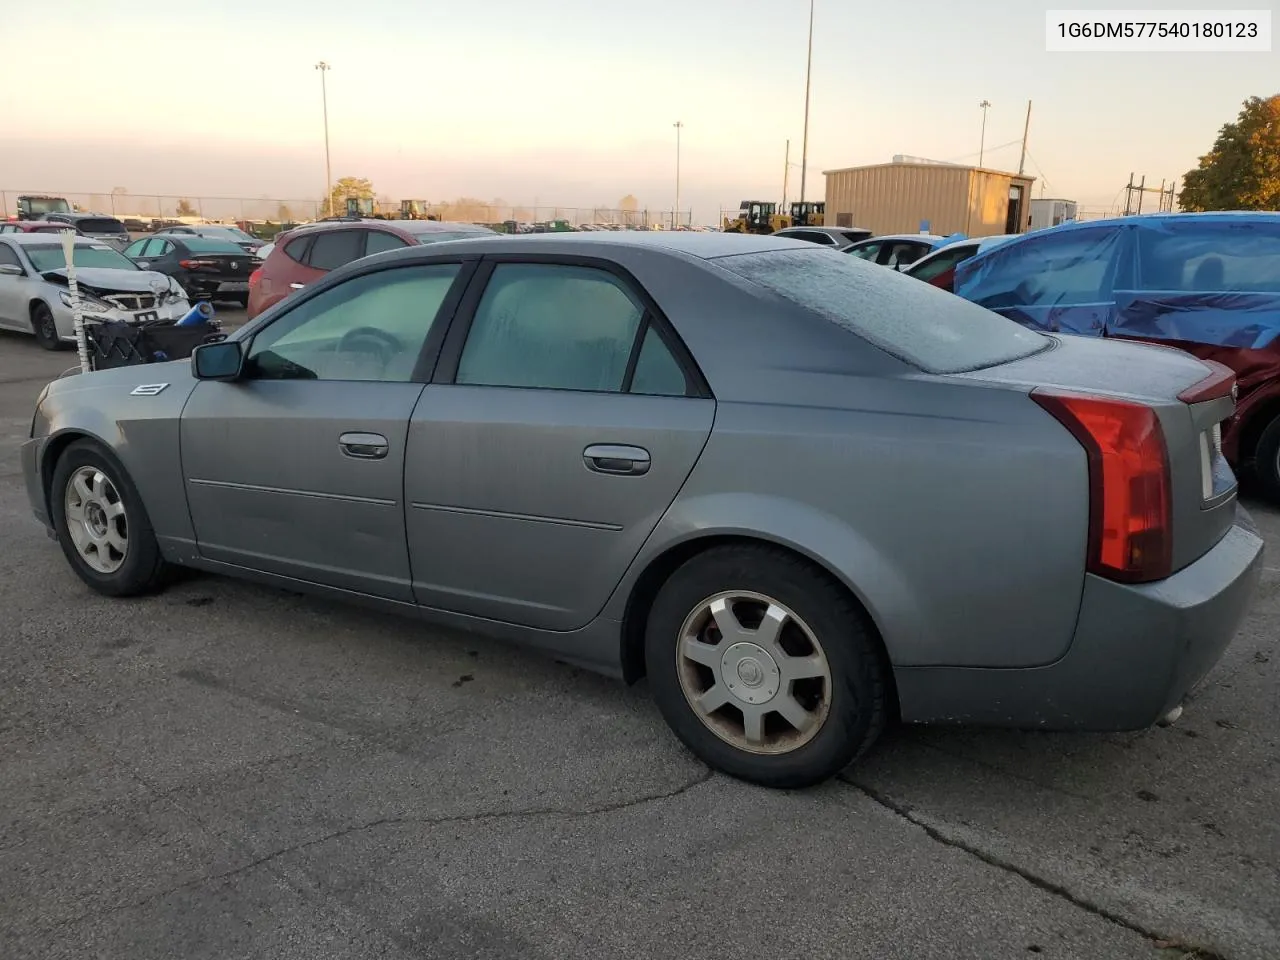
[22,231,1265,730]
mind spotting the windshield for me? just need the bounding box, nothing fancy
[21,197,71,216]
[26,243,139,272]
[184,237,250,254]
[714,247,1048,375]
[77,218,128,235]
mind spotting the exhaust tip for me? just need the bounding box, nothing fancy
[1157,704,1184,727]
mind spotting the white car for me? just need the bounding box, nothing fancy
[0,234,190,350]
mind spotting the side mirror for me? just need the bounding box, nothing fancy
[0,264,23,277]
[192,340,244,380]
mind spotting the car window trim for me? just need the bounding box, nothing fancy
[431,252,712,399]
[239,256,481,385]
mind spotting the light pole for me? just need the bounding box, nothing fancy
[978,99,991,168]
[316,61,332,216]
[800,0,814,203]
[673,121,683,229]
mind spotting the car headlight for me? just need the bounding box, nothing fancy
[58,291,73,308]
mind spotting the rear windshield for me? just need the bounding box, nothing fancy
[77,218,127,234]
[714,247,1049,374]
[202,226,256,242]
[183,237,248,254]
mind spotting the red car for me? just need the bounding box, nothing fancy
[246,217,495,319]
[0,220,77,235]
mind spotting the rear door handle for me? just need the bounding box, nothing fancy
[289,282,305,290]
[584,443,650,476]
[339,432,389,460]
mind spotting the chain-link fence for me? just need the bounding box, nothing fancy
[0,189,695,233]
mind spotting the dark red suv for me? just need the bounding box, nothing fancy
[246,217,495,319]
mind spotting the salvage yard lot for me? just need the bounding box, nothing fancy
[0,326,1277,960]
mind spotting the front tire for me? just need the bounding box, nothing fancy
[1252,415,1280,502]
[50,440,170,597]
[644,545,888,789]
[30,301,65,351]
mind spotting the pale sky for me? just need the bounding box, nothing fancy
[3,0,1277,222]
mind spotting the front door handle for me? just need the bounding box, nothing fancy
[289,282,305,290]
[584,443,650,476]
[339,432,389,460]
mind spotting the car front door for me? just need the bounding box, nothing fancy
[405,257,715,631]
[179,259,474,600]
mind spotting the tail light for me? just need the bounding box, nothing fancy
[179,259,218,269]
[1032,390,1172,583]
[249,267,262,288]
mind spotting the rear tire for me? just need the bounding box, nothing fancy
[50,440,171,597]
[30,301,64,351]
[644,545,887,789]
[1252,415,1280,503]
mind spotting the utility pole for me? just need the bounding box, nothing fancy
[1018,100,1032,175]
[978,99,992,168]
[315,61,332,216]
[673,121,683,230]
[783,139,790,209]
[799,0,814,203]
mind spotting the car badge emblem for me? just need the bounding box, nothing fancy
[231,261,238,269]
[130,383,169,396]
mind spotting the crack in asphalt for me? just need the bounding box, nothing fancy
[840,775,1228,960]
[33,766,716,935]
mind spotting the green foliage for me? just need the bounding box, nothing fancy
[1179,95,1280,211]
[325,177,375,217]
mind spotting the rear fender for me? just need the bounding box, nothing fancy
[602,491,923,663]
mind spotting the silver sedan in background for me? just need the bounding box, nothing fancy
[21,232,1264,787]
[0,234,189,350]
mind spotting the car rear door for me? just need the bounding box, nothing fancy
[179,258,475,600]
[404,256,715,631]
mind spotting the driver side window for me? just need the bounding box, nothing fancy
[245,263,462,382]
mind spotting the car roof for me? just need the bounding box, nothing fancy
[5,232,102,245]
[347,230,815,262]
[856,233,946,243]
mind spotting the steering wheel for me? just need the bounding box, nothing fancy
[337,326,402,368]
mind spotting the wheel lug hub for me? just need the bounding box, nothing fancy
[721,641,780,705]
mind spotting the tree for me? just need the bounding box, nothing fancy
[325,176,375,217]
[618,194,639,212]
[176,198,197,217]
[1179,94,1280,212]
[277,203,294,222]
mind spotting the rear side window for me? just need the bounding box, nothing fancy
[283,236,312,262]
[77,218,127,234]
[307,230,365,270]
[715,247,1047,375]
[839,230,872,244]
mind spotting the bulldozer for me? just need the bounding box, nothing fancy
[788,201,826,227]
[722,200,791,234]
[400,200,439,220]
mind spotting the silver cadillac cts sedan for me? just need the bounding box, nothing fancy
[20,231,1265,788]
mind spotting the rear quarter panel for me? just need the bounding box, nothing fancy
[607,374,1091,669]
[35,364,199,552]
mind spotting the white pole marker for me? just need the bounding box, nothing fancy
[59,230,90,373]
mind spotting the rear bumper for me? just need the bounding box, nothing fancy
[896,507,1265,730]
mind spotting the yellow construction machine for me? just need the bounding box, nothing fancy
[722,200,791,234]
[788,201,826,227]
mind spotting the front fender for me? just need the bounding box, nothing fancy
[36,368,198,546]
[601,491,927,665]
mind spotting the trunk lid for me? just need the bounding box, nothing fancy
[953,334,1238,575]
[181,253,255,280]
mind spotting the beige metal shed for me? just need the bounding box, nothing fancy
[822,160,1036,238]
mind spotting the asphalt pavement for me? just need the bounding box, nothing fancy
[0,318,1277,960]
